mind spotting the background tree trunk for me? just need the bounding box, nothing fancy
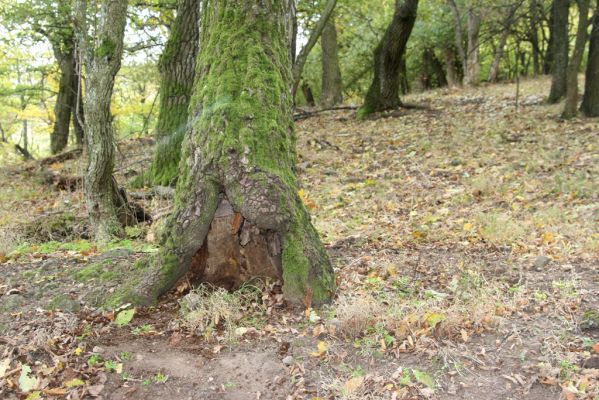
[76,0,134,240]
[488,4,519,83]
[147,0,200,186]
[562,0,590,118]
[581,2,599,116]
[72,55,85,147]
[548,0,570,103]
[292,0,337,100]
[134,0,335,306]
[447,0,468,76]
[50,51,76,154]
[464,7,481,85]
[445,47,460,87]
[358,0,419,118]
[529,0,542,76]
[320,13,343,108]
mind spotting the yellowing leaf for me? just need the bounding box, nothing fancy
[115,309,135,327]
[424,312,445,329]
[343,376,364,394]
[311,341,328,357]
[65,378,85,388]
[541,232,554,244]
[25,391,41,400]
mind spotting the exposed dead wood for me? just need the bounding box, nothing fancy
[185,198,282,290]
[128,185,175,200]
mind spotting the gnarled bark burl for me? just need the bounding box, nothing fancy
[129,0,336,306]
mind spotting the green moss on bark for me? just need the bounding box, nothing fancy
[122,0,335,306]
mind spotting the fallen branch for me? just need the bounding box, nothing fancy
[14,144,34,160]
[293,105,359,121]
[129,185,175,200]
[39,147,83,166]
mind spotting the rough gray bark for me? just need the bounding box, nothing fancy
[130,0,335,307]
[358,0,419,118]
[562,0,590,118]
[147,0,200,186]
[320,13,343,108]
[75,0,135,240]
[581,2,599,116]
[548,0,570,103]
[292,0,338,99]
[464,7,481,85]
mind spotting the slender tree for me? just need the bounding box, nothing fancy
[562,0,590,118]
[548,0,570,103]
[581,1,599,116]
[292,0,338,99]
[447,0,467,78]
[358,0,419,118]
[75,0,135,240]
[488,3,520,83]
[147,0,200,186]
[130,0,335,306]
[320,13,343,108]
[464,7,481,85]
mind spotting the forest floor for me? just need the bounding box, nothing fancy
[0,76,598,400]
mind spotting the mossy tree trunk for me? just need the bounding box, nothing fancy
[562,0,590,118]
[548,0,570,103]
[134,0,335,306]
[320,13,343,108]
[75,0,135,240]
[581,2,599,116]
[358,0,419,118]
[148,0,200,186]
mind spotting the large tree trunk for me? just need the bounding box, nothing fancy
[134,0,335,306]
[148,0,200,186]
[548,0,570,103]
[76,0,135,240]
[50,51,76,154]
[464,7,481,85]
[320,13,343,108]
[562,0,590,118]
[358,0,419,118]
[581,3,599,116]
